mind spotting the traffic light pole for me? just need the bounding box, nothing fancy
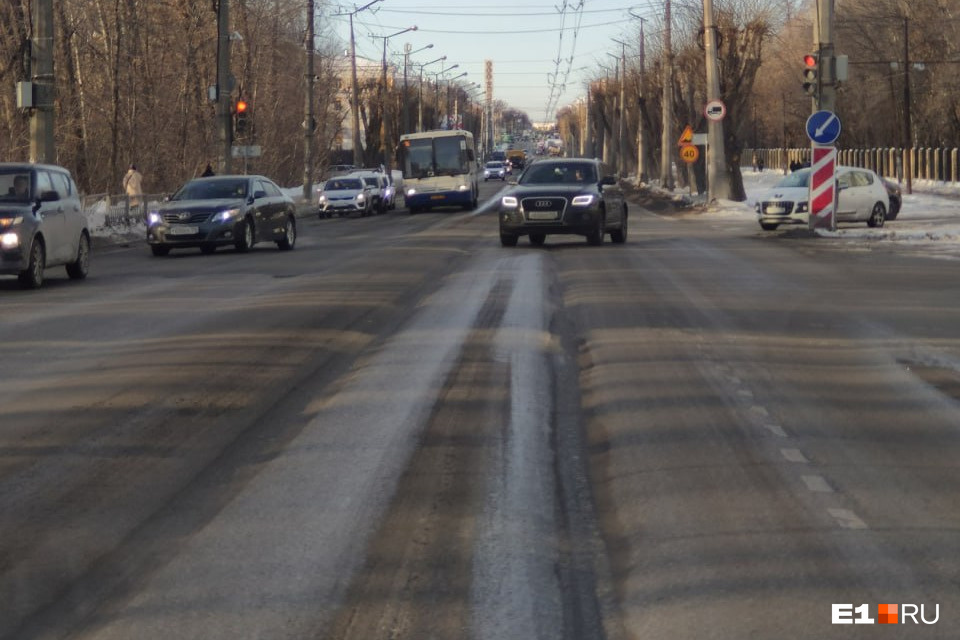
[814,0,836,113]
[216,0,232,174]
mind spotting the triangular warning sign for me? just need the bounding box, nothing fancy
[678,125,694,145]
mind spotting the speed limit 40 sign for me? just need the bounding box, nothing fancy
[679,144,699,164]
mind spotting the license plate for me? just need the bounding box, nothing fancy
[765,206,785,214]
[528,211,558,220]
[430,194,446,200]
[167,225,198,236]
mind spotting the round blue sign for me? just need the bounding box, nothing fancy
[806,110,841,145]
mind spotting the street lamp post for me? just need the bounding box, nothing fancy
[371,26,416,178]
[434,63,458,129]
[338,0,383,167]
[403,44,433,135]
[447,71,468,129]
[418,56,446,132]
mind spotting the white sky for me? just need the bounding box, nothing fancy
[322,1,654,122]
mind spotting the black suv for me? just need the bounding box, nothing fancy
[0,163,90,288]
[146,175,297,256]
[498,158,628,246]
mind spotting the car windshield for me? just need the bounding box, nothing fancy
[775,170,810,188]
[173,178,248,200]
[327,179,363,191]
[362,178,379,187]
[519,162,597,185]
[486,162,503,169]
[0,170,33,203]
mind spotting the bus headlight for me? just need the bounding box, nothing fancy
[407,188,417,197]
[458,184,469,191]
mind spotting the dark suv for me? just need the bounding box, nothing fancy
[0,163,90,288]
[498,158,628,246]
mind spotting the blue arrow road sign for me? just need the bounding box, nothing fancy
[806,110,841,145]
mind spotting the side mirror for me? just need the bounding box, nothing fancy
[39,190,60,202]
[253,190,267,199]
[600,175,617,186]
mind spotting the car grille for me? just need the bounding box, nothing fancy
[521,197,567,221]
[759,201,795,215]
[162,211,210,224]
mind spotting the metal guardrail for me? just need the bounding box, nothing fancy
[81,193,165,229]
[745,147,960,183]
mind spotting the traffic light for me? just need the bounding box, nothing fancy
[235,99,249,135]
[802,53,819,96]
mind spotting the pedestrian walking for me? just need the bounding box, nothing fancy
[122,164,144,219]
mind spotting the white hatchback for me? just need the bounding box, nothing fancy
[755,166,890,231]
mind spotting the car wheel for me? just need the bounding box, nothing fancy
[610,209,628,244]
[151,245,171,257]
[66,232,90,279]
[235,218,254,252]
[500,233,518,247]
[18,238,45,289]
[277,216,296,250]
[760,222,779,231]
[529,233,546,246]
[200,243,217,254]
[586,213,605,246]
[867,202,886,228]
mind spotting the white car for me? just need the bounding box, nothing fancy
[484,161,506,181]
[316,177,373,218]
[349,170,389,214]
[755,166,890,231]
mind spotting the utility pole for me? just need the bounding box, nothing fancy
[216,0,232,174]
[302,0,316,201]
[660,0,674,189]
[703,0,730,200]
[902,15,913,194]
[612,40,628,178]
[29,0,55,164]
[635,16,648,181]
[606,53,620,174]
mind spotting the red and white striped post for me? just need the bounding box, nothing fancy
[808,144,837,231]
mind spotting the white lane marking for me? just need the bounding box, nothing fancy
[737,389,754,399]
[763,424,788,437]
[828,508,868,530]
[802,475,834,493]
[780,448,809,463]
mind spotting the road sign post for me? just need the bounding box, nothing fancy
[808,144,837,231]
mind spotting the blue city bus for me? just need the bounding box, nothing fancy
[398,130,479,213]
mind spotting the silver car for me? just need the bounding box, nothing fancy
[0,163,90,289]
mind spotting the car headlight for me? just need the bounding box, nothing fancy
[0,216,24,229]
[795,202,809,213]
[571,195,595,206]
[147,212,162,225]
[1,232,20,249]
[213,207,241,223]
[501,196,518,208]
[318,194,327,203]
[407,188,417,197]
[357,193,365,201]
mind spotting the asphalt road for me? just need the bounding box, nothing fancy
[2,179,959,639]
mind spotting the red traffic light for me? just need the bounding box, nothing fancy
[235,99,248,114]
[803,54,817,67]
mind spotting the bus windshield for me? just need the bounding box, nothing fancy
[401,135,470,179]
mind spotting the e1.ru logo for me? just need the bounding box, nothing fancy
[832,603,939,624]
